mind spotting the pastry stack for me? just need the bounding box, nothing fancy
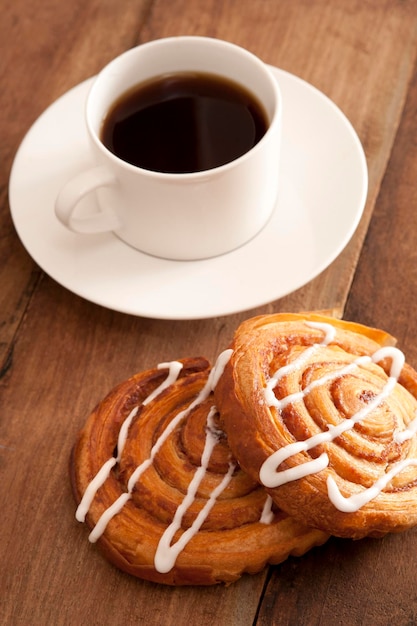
[71,313,417,585]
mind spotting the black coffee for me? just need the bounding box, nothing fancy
[101,72,268,173]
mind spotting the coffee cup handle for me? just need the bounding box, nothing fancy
[55,165,121,234]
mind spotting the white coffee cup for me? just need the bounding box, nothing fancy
[55,36,281,261]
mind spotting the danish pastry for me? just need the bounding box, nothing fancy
[214,313,417,539]
[71,355,328,585]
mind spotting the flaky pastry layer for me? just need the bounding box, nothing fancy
[71,356,328,585]
[214,313,417,539]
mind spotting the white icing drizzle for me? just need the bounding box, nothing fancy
[260,356,397,488]
[264,321,336,406]
[78,349,250,574]
[394,411,417,443]
[308,321,338,345]
[268,356,372,411]
[210,349,233,389]
[76,361,183,523]
[260,495,274,524]
[143,361,184,406]
[327,459,417,512]
[75,457,118,523]
[88,359,213,543]
[154,406,235,573]
[260,321,417,513]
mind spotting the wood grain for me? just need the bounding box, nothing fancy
[2,0,417,624]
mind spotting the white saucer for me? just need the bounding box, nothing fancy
[9,68,367,320]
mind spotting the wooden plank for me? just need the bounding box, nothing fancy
[346,54,417,354]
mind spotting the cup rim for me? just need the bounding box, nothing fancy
[86,35,282,180]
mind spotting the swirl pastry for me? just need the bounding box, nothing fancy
[214,313,417,539]
[71,355,328,586]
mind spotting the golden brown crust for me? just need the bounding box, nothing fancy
[214,313,417,539]
[71,356,328,586]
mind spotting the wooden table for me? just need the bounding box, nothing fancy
[2,1,417,624]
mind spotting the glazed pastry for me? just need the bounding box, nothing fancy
[71,355,328,586]
[214,313,417,539]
